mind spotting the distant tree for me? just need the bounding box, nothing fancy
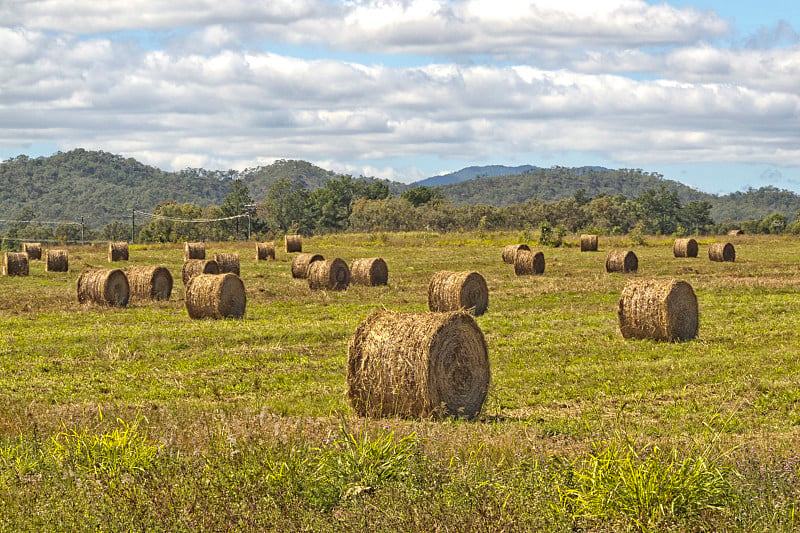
[680,200,715,234]
[759,212,788,234]
[101,221,130,242]
[220,180,254,239]
[261,178,311,234]
[401,186,444,207]
[633,186,682,234]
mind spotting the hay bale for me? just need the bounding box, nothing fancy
[213,253,240,276]
[285,234,302,253]
[185,273,246,319]
[514,249,545,275]
[126,265,173,301]
[2,252,29,276]
[350,257,388,286]
[107,242,129,262]
[580,234,599,252]
[22,242,42,260]
[184,242,206,261]
[44,249,69,272]
[606,250,638,273]
[181,259,220,286]
[308,258,350,291]
[428,271,489,316]
[347,310,490,418]
[709,242,735,262]
[618,278,698,341]
[291,253,324,279]
[673,238,698,258]
[502,244,530,264]
[77,268,129,307]
[256,242,275,261]
[728,229,744,236]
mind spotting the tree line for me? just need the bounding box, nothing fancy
[3,177,799,249]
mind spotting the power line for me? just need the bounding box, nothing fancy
[133,210,248,223]
[0,219,82,226]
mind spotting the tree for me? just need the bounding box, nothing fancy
[220,180,254,239]
[680,201,714,234]
[633,186,682,234]
[261,178,310,233]
[101,221,130,242]
[400,186,444,207]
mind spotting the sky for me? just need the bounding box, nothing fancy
[1,0,799,194]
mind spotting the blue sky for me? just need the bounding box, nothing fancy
[1,0,799,194]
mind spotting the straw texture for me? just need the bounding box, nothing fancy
[347,310,490,418]
[428,271,489,316]
[618,278,698,341]
[185,273,246,319]
[77,268,129,307]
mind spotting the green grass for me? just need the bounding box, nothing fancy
[2,233,800,530]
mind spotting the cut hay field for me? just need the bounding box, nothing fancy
[2,232,800,531]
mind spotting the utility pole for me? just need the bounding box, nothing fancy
[131,209,135,244]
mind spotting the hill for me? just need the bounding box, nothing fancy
[415,165,539,187]
[0,150,402,229]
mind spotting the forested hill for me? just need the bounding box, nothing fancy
[0,150,399,227]
[0,149,231,227]
[439,167,711,206]
[2,149,800,228]
[436,167,800,222]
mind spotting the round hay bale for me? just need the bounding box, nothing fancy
[350,257,388,286]
[107,242,129,262]
[126,265,173,301]
[213,252,240,276]
[256,242,275,261]
[728,229,744,236]
[606,250,638,273]
[3,252,29,276]
[502,244,530,264]
[618,278,698,342]
[673,238,698,258]
[181,259,220,286]
[184,242,206,261]
[514,249,545,275]
[22,242,42,260]
[428,271,489,316]
[285,234,302,253]
[291,253,324,279]
[308,258,350,291]
[44,249,69,272]
[77,268,129,307]
[347,310,490,418]
[709,242,735,262]
[580,234,599,252]
[185,273,246,319]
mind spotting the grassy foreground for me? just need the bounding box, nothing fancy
[2,232,800,531]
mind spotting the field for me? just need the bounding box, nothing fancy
[2,232,800,531]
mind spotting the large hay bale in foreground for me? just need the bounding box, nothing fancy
[181,259,220,286]
[185,273,246,319]
[256,242,275,261]
[127,265,173,301]
[350,257,388,286]
[285,234,302,253]
[45,249,69,272]
[3,252,29,276]
[308,258,350,291]
[514,249,545,275]
[618,278,698,342]
[213,253,240,276]
[22,242,42,260]
[77,268,129,307]
[108,242,129,262]
[347,310,490,418]
[291,253,324,279]
[184,242,206,261]
[580,234,599,252]
[428,271,488,316]
[606,250,638,273]
[708,242,735,262]
[502,244,530,264]
[673,238,698,258]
